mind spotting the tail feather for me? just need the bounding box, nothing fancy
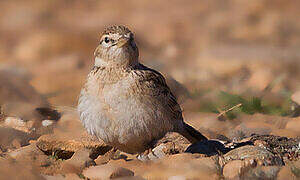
[180,122,208,143]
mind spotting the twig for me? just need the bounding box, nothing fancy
[217,103,242,117]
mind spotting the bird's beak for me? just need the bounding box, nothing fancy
[117,37,129,48]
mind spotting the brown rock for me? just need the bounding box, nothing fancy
[146,132,191,160]
[110,167,135,179]
[3,116,34,133]
[64,173,82,180]
[83,164,134,179]
[282,160,300,179]
[42,174,65,180]
[230,114,285,140]
[114,176,145,180]
[223,160,243,179]
[146,154,220,179]
[250,134,300,161]
[253,139,268,148]
[0,158,45,180]
[36,113,111,159]
[8,143,48,167]
[224,145,283,166]
[106,153,220,179]
[272,129,300,138]
[277,166,296,180]
[61,149,95,174]
[11,139,21,149]
[43,174,82,180]
[0,127,38,152]
[8,143,35,159]
[293,165,300,179]
[138,132,221,161]
[95,148,124,165]
[240,166,280,179]
[285,117,300,136]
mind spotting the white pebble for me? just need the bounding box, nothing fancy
[42,120,54,127]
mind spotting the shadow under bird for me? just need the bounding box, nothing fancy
[78,25,207,157]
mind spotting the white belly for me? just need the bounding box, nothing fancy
[77,77,171,153]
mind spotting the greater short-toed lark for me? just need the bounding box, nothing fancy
[78,25,207,155]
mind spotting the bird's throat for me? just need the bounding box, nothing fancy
[94,57,109,67]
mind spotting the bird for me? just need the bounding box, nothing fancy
[78,25,207,156]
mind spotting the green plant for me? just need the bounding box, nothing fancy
[197,91,292,120]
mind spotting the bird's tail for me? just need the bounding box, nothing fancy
[179,122,208,143]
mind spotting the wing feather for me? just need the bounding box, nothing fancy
[131,64,183,123]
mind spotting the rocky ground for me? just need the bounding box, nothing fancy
[0,111,299,179]
[0,0,300,179]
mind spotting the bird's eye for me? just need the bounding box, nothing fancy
[104,37,110,43]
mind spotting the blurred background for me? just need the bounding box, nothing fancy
[0,0,300,140]
[0,1,300,178]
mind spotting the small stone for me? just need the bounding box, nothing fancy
[223,160,243,179]
[7,143,49,167]
[285,118,300,136]
[61,149,96,174]
[64,173,82,180]
[254,140,268,148]
[154,132,191,155]
[0,127,38,152]
[277,166,296,180]
[95,148,121,165]
[4,117,25,127]
[149,144,167,160]
[224,145,284,166]
[0,158,44,180]
[36,113,112,159]
[42,120,54,127]
[43,174,65,180]
[3,117,33,133]
[83,164,134,179]
[243,158,257,168]
[11,139,21,149]
[103,153,219,179]
[110,167,135,179]
[240,166,280,179]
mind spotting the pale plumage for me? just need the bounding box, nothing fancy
[78,25,207,154]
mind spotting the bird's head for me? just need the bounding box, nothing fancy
[94,25,139,67]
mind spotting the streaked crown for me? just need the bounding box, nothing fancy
[102,25,132,36]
